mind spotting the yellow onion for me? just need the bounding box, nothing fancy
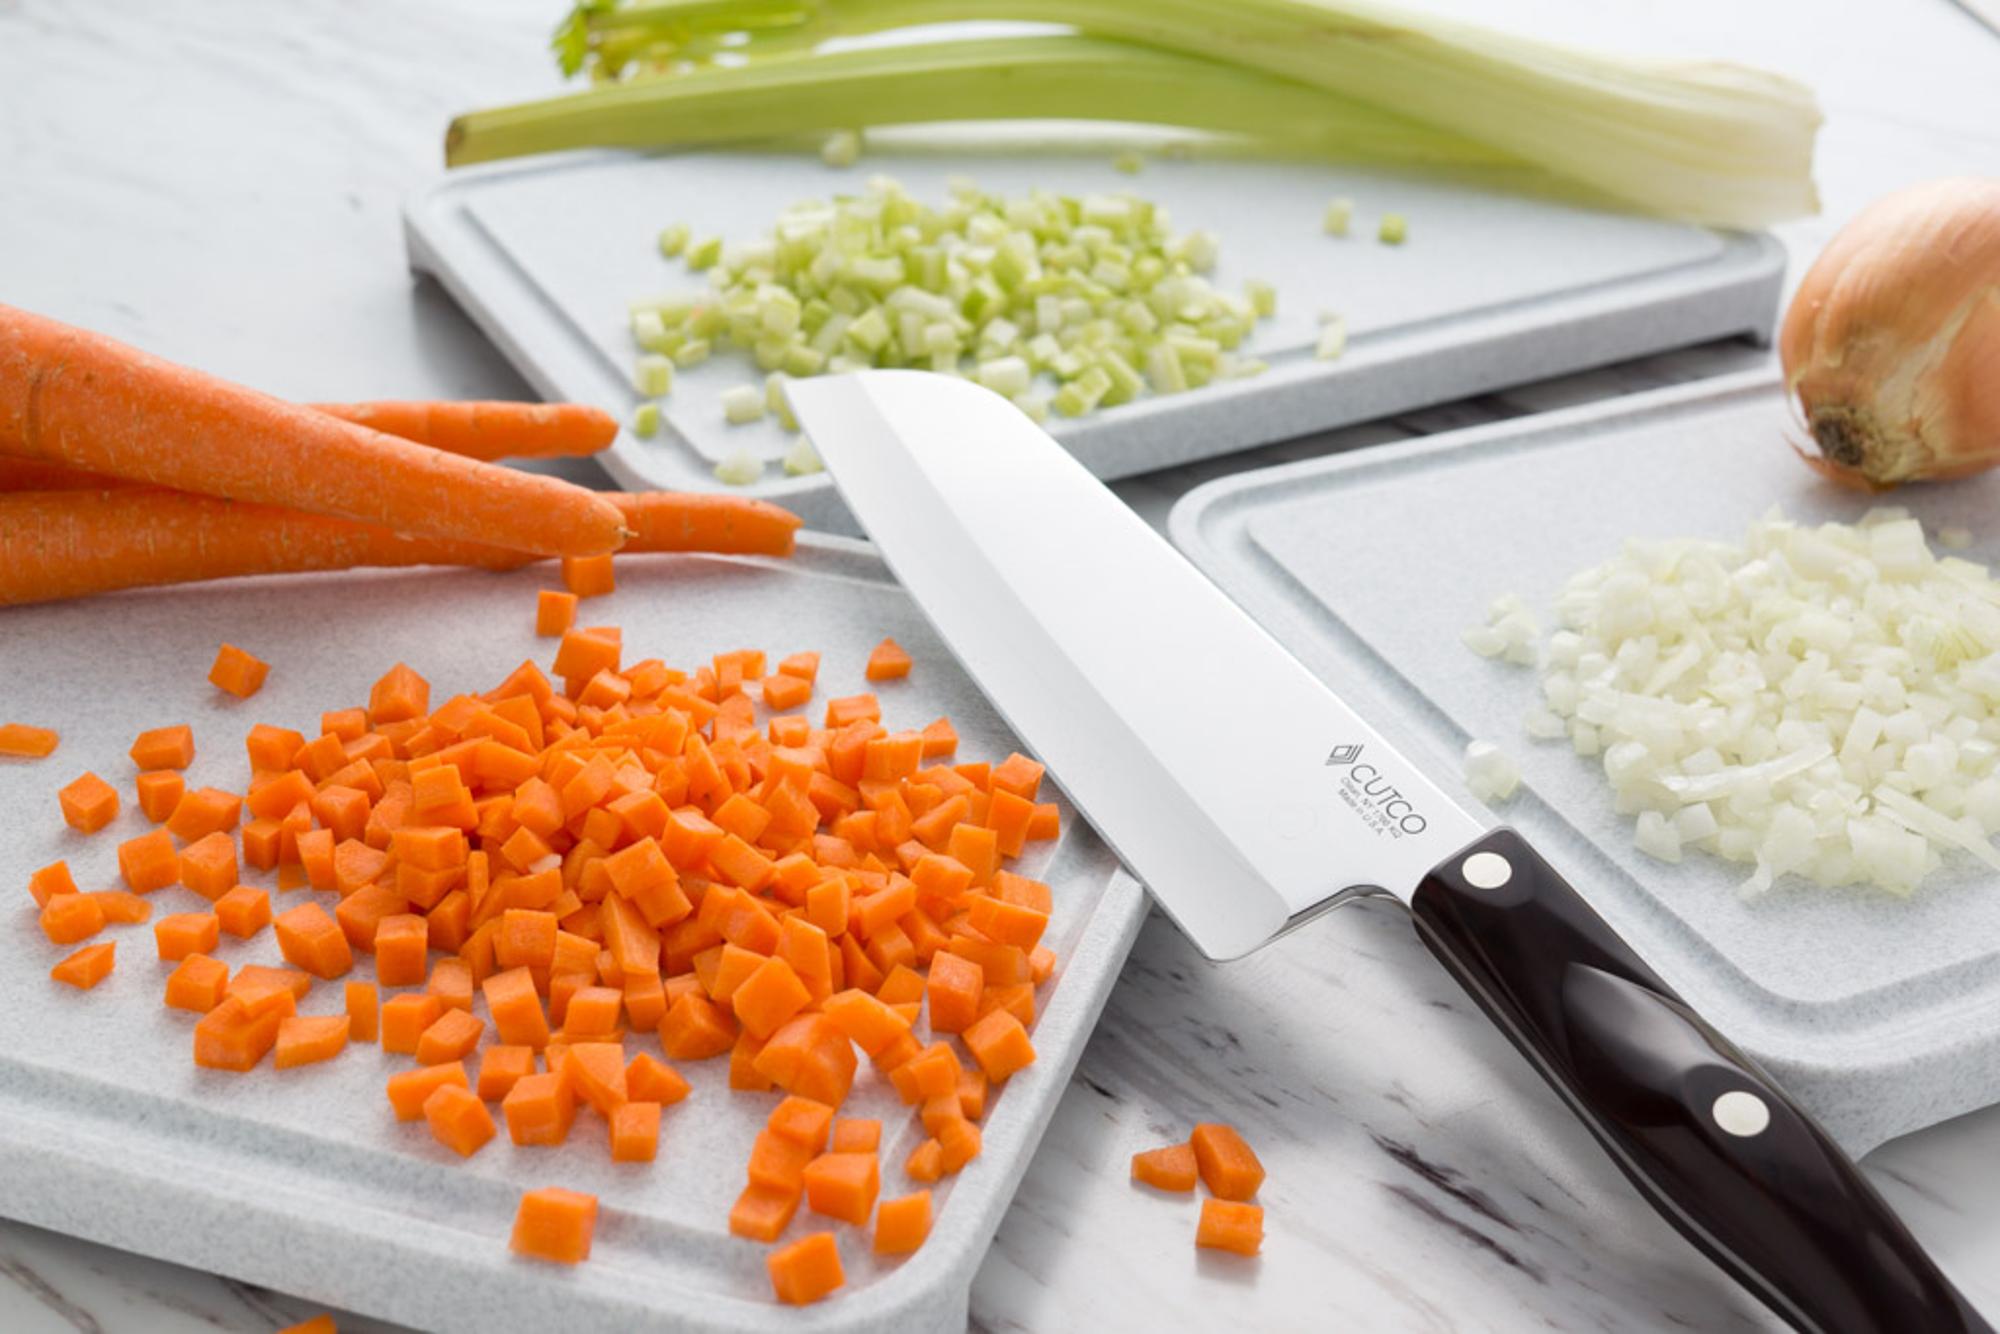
[1780,177,2000,487]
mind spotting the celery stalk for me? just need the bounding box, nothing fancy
[520,1,1819,227]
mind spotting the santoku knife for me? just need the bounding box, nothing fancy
[790,370,1989,1334]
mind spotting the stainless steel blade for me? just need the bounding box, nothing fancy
[790,371,1486,960]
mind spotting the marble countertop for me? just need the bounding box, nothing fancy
[6,1,2000,1330]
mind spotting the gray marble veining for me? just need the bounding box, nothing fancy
[6,0,2000,1329]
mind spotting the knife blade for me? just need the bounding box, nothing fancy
[791,369,1991,1334]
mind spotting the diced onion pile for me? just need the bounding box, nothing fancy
[1471,509,2000,898]
[628,175,1277,448]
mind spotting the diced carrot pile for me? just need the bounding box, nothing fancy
[1130,1122,1268,1257]
[20,598,1073,1307]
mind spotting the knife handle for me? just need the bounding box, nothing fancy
[1410,828,1989,1334]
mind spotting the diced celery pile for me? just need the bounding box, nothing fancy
[628,175,1274,430]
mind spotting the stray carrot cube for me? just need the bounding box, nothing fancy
[424,1083,498,1158]
[58,771,120,833]
[368,663,430,725]
[495,907,559,970]
[51,941,115,990]
[610,1100,661,1162]
[925,950,983,1034]
[936,1118,982,1174]
[562,985,622,1038]
[1196,1199,1264,1256]
[733,955,811,1040]
[386,1061,468,1121]
[865,637,912,682]
[801,1152,879,1226]
[373,912,429,986]
[563,1042,629,1116]
[166,786,242,842]
[346,981,379,1042]
[1190,1123,1265,1202]
[962,1008,1036,1083]
[626,1052,691,1105]
[211,886,270,938]
[777,651,819,683]
[477,1045,537,1102]
[155,912,220,961]
[130,724,195,771]
[166,954,229,1012]
[246,722,306,770]
[208,643,270,699]
[484,966,551,1050]
[767,1231,845,1305]
[502,1072,577,1146]
[768,1095,835,1151]
[873,1190,932,1255]
[427,957,475,1012]
[416,1007,486,1065]
[0,722,58,757]
[27,861,77,908]
[135,770,185,823]
[831,1118,881,1154]
[274,901,353,980]
[240,817,284,869]
[510,1187,598,1264]
[40,892,105,945]
[275,1014,351,1068]
[536,589,578,637]
[83,890,146,926]
[194,995,286,1071]
[824,693,880,728]
[1132,1143,1199,1192]
[904,1138,944,1183]
[561,555,616,599]
[380,993,444,1055]
[178,832,239,900]
[730,1182,802,1242]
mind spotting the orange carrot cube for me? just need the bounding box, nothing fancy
[345,980,379,1042]
[477,1045,537,1102]
[424,1082,497,1158]
[729,1182,802,1242]
[136,770,185,823]
[1131,1143,1199,1192]
[166,786,242,842]
[373,912,429,986]
[274,901,353,979]
[767,1231,845,1305]
[129,724,195,771]
[380,993,444,1056]
[1196,1199,1264,1256]
[154,911,220,961]
[194,995,285,1071]
[626,1052,691,1105]
[0,722,58,757]
[502,1072,577,1146]
[831,1118,881,1154]
[962,1008,1035,1083]
[177,832,239,900]
[873,1189,932,1255]
[416,1007,486,1065]
[767,1095,835,1151]
[51,941,115,990]
[801,1151,879,1226]
[536,589,578,637]
[209,885,269,939]
[609,1100,661,1162]
[1190,1123,1265,1202]
[560,555,615,598]
[166,954,229,1012]
[510,1187,598,1264]
[274,1014,351,1068]
[208,643,270,698]
[59,771,120,833]
[865,637,911,682]
[40,892,105,945]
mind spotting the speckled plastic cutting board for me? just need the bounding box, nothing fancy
[1171,372,2000,1156]
[405,144,1783,534]
[0,538,1147,1333]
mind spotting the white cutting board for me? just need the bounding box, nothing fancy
[405,144,1783,533]
[0,541,1147,1334]
[1171,373,2000,1156]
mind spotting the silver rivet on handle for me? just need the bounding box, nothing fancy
[1460,851,1512,889]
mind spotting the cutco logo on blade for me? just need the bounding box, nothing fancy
[1325,742,1428,838]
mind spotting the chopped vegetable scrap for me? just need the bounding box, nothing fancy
[0,723,59,758]
[21,599,1065,1306]
[628,176,1279,462]
[1471,508,2000,898]
[1130,1123,1265,1257]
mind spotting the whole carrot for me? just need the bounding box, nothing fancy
[0,488,800,607]
[313,402,617,461]
[0,305,625,557]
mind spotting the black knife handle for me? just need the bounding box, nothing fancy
[1410,828,1989,1334]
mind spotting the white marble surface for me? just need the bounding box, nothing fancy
[6,1,2000,1331]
